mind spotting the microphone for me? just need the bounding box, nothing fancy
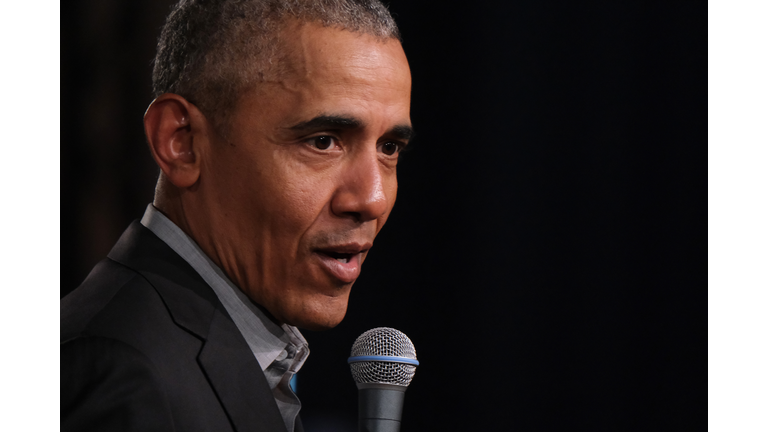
[348,327,419,432]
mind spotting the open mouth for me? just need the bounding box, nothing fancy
[312,243,372,283]
[323,251,355,264]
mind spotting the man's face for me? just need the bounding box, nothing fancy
[192,22,412,330]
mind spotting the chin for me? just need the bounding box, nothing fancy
[284,295,350,331]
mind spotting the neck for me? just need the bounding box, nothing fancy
[153,175,196,242]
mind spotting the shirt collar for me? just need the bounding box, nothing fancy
[140,204,308,371]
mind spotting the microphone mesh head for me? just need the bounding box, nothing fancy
[350,327,417,387]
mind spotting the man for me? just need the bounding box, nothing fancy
[60,0,412,430]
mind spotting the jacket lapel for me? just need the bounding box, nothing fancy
[108,221,288,432]
[199,309,288,432]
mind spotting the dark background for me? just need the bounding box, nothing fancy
[61,1,706,431]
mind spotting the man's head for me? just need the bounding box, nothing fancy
[152,0,401,133]
[144,0,412,330]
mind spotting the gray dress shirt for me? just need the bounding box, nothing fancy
[140,204,309,432]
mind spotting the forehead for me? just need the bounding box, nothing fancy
[230,22,411,129]
[278,21,411,86]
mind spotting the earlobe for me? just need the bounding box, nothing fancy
[144,93,204,188]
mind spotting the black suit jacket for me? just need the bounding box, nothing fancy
[61,221,302,432]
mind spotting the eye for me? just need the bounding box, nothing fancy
[308,135,337,150]
[380,141,402,156]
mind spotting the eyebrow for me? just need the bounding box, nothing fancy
[287,114,415,141]
[288,115,363,132]
[389,124,415,142]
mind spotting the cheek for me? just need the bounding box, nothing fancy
[380,171,398,221]
[260,161,336,232]
[387,174,398,204]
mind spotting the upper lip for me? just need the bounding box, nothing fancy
[314,242,372,256]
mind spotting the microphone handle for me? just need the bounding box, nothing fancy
[358,385,407,432]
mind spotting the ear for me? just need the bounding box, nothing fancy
[144,93,209,188]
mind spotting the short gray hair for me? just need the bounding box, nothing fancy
[152,0,401,130]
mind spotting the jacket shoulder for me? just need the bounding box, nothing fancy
[61,258,143,342]
[60,257,189,352]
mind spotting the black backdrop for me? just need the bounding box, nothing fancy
[61,2,706,430]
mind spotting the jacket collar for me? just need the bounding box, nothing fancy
[108,221,289,432]
[108,220,219,337]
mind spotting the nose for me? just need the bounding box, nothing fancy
[331,150,393,222]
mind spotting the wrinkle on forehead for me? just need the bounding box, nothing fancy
[269,21,410,93]
[227,20,411,136]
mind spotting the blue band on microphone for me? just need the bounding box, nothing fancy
[347,355,420,366]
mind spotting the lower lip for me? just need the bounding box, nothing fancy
[314,252,362,283]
